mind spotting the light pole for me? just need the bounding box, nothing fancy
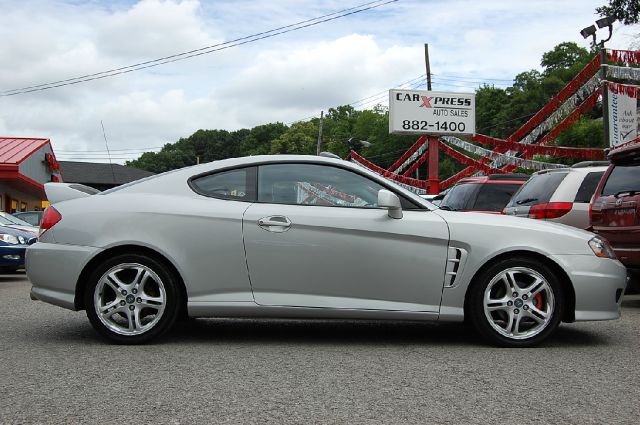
[580,16,615,148]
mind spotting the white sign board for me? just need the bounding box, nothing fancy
[609,90,638,147]
[389,89,475,135]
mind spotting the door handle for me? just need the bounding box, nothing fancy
[258,215,291,232]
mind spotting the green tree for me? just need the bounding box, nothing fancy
[597,0,640,24]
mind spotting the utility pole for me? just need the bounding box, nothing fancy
[424,43,438,193]
[316,110,324,155]
[425,43,432,90]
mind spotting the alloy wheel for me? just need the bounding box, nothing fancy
[93,263,166,336]
[483,267,555,340]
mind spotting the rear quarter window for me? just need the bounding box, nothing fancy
[507,172,568,207]
[574,171,605,203]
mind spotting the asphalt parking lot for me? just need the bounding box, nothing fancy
[1,273,639,424]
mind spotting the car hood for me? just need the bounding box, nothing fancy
[433,209,595,256]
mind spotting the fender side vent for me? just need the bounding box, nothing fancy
[444,247,467,287]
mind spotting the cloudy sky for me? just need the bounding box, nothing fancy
[0,0,638,163]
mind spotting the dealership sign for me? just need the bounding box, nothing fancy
[608,86,638,147]
[389,89,475,135]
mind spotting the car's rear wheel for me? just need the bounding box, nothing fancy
[85,254,180,344]
[468,257,564,347]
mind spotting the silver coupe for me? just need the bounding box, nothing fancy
[27,155,627,347]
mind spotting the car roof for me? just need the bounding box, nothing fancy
[534,165,608,175]
[457,174,529,185]
[607,139,640,162]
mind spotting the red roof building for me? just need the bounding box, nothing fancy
[0,137,62,213]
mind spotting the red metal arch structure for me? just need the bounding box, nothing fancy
[349,48,640,194]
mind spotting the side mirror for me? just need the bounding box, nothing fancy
[378,189,403,219]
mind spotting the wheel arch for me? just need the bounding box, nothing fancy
[74,244,188,316]
[463,250,576,323]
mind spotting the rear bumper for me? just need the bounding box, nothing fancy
[554,255,627,321]
[26,242,101,311]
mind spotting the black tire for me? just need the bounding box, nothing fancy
[468,257,565,348]
[85,254,180,344]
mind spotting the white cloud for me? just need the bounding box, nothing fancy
[0,0,638,163]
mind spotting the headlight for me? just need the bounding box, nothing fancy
[588,237,616,259]
[0,234,20,245]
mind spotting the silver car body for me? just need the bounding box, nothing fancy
[504,165,608,229]
[27,155,625,325]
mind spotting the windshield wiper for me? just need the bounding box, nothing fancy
[516,197,538,205]
[439,205,455,211]
[614,190,638,198]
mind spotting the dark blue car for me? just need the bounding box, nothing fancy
[0,225,37,273]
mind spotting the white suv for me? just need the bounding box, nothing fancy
[503,161,608,229]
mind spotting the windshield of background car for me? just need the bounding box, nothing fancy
[507,172,568,207]
[472,183,522,211]
[0,212,32,226]
[601,163,640,196]
[440,183,480,211]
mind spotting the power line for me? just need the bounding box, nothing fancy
[56,147,163,153]
[432,77,510,87]
[432,73,514,83]
[1,0,398,97]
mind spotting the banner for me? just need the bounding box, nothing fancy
[608,82,639,147]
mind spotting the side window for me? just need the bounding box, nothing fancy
[441,183,480,211]
[258,164,385,208]
[190,167,256,201]
[574,171,604,203]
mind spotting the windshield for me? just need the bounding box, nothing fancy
[507,172,568,207]
[602,163,640,196]
[0,212,33,226]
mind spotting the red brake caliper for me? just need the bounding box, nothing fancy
[533,293,544,310]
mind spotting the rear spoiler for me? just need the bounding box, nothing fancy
[44,183,101,204]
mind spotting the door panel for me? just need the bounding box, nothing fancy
[243,203,449,312]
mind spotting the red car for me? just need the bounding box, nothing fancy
[591,139,640,290]
[439,174,529,214]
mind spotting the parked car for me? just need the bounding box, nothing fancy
[439,174,529,213]
[27,155,626,347]
[0,211,38,234]
[0,225,37,273]
[12,210,44,227]
[503,162,609,229]
[591,141,640,291]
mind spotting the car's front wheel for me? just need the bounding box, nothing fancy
[85,254,180,344]
[468,257,564,347]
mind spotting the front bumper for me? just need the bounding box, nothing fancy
[26,242,102,310]
[554,254,627,321]
[0,245,28,268]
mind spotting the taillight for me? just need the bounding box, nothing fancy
[528,202,573,219]
[590,200,603,225]
[39,206,62,237]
